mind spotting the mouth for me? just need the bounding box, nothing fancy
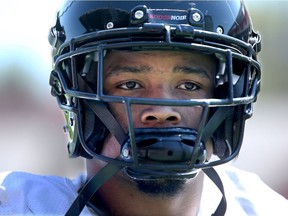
[120,127,207,180]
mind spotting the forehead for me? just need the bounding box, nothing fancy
[103,50,217,74]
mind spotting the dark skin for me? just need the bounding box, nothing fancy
[86,50,217,216]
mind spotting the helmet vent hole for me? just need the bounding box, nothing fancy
[181,139,195,147]
[137,138,158,147]
[167,150,173,156]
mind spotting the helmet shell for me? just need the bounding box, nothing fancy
[50,0,253,52]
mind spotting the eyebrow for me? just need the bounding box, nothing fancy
[105,65,151,78]
[173,65,212,80]
[105,64,212,81]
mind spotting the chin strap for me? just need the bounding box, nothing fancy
[203,167,227,216]
[65,165,226,216]
[65,162,124,216]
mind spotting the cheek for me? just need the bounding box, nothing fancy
[177,106,204,129]
[101,135,121,158]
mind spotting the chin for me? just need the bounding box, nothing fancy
[133,177,187,198]
[122,169,192,198]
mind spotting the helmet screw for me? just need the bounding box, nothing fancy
[122,148,130,158]
[55,80,62,94]
[69,117,74,126]
[192,12,201,22]
[106,22,114,29]
[216,26,224,34]
[134,10,144,20]
[63,125,69,133]
[71,97,77,106]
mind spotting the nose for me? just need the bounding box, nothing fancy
[141,106,181,126]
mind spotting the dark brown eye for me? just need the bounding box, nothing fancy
[177,82,199,91]
[119,81,141,90]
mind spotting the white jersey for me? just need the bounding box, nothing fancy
[199,165,288,216]
[0,164,287,215]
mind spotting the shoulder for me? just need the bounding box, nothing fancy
[0,171,89,215]
[215,164,288,215]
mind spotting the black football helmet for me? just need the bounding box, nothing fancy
[48,0,261,215]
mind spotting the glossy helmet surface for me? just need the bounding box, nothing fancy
[49,0,261,178]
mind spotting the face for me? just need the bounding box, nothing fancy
[101,50,216,158]
[87,50,216,197]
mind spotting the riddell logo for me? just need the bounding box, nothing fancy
[149,14,187,21]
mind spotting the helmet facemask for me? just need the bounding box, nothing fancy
[50,25,260,179]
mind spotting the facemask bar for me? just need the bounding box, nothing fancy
[55,22,260,101]
[123,100,210,171]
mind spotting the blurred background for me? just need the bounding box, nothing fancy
[0,0,287,199]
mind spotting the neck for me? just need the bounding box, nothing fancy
[91,171,205,216]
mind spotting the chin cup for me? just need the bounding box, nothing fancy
[120,127,207,179]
